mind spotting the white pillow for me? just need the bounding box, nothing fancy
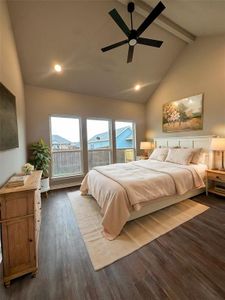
[198,152,207,165]
[177,147,202,164]
[165,148,194,165]
[190,148,202,164]
[149,148,168,161]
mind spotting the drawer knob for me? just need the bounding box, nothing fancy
[29,239,33,242]
[216,176,221,180]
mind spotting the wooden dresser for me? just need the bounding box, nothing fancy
[0,171,42,287]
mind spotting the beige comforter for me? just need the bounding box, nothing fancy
[80,160,205,240]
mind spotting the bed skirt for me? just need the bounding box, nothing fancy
[128,187,205,221]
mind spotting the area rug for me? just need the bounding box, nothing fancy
[68,191,209,271]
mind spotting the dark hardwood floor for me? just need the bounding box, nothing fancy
[0,189,225,300]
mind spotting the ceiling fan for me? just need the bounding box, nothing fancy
[101,1,166,63]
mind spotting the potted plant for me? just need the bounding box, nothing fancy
[29,139,51,193]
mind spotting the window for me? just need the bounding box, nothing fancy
[115,121,136,163]
[50,116,82,178]
[87,119,112,169]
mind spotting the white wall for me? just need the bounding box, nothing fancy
[25,85,146,185]
[0,0,26,185]
[25,84,146,145]
[146,35,225,138]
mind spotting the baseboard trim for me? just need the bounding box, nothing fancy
[50,181,81,190]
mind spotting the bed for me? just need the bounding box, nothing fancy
[80,136,213,240]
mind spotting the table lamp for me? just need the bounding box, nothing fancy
[140,141,152,158]
[211,138,225,170]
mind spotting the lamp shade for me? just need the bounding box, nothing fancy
[211,138,225,151]
[140,141,152,150]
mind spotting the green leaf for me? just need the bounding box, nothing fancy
[28,139,51,178]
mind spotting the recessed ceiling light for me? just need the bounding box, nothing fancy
[54,64,62,73]
[135,84,140,91]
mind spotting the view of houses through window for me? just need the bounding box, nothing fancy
[115,121,136,163]
[50,116,136,178]
[87,119,112,170]
[50,116,82,178]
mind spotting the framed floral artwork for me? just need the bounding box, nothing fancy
[162,94,203,133]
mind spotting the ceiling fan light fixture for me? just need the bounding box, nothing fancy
[129,39,137,46]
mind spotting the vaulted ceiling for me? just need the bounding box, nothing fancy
[7,0,225,103]
[146,0,225,36]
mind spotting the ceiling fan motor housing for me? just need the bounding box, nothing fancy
[128,2,135,13]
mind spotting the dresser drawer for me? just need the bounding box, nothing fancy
[207,172,225,182]
[0,191,35,220]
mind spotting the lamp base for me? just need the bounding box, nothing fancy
[142,150,149,158]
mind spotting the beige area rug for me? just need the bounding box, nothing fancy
[68,191,209,271]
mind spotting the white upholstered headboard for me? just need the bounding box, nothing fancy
[154,135,214,168]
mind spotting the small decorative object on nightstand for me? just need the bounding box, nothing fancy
[140,141,153,159]
[206,169,225,197]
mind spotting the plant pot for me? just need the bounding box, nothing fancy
[41,177,50,193]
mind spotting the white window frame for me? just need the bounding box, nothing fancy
[86,118,113,170]
[115,120,137,162]
[49,115,83,179]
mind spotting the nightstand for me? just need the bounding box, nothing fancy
[206,169,225,197]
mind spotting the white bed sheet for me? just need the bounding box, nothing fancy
[81,160,206,239]
[191,163,207,180]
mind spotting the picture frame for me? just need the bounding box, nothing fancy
[0,82,19,150]
[162,94,203,133]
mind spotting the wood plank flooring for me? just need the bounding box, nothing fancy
[0,189,225,300]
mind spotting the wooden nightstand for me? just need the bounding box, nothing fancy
[206,169,225,197]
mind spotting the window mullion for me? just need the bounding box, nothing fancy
[111,120,116,164]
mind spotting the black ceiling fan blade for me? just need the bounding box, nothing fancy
[136,1,166,37]
[138,37,163,48]
[109,8,130,37]
[127,46,134,63]
[101,40,128,52]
